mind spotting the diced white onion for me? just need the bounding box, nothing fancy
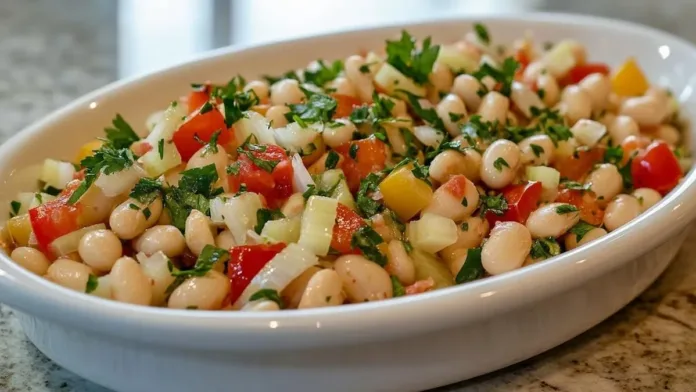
[140,141,182,177]
[234,110,277,145]
[145,110,165,132]
[145,102,187,145]
[49,223,106,257]
[261,216,302,244]
[413,125,445,148]
[233,243,318,308]
[89,275,113,300]
[436,45,479,74]
[542,40,579,78]
[526,166,561,190]
[511,81,545,118]
[40,159,76,189]
[138,251,176,306]
[219,193,263,245]
[16,192,56,214]
[319,169,355,209]
[274,122,320,153]
[298,196,338,256]
[94,164,146,197]
[571,119,606,147]
[410,213,458,253]
[291,154,315,193]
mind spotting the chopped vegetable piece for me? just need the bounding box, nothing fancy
[227,243,287,304]
[555,188,604,226]
[172,105,230,161]
[485,182,542,226]
[331,203,366,254]
[611,58,649,96]
[28,180,83,255]
[333,137,387,192]
[379,164,433,221]
[631,140,682,195]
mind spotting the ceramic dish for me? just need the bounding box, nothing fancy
[1,13,695,392]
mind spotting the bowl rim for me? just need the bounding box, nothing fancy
[1,11,696,351]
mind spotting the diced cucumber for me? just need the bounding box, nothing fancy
[261,216,302,244]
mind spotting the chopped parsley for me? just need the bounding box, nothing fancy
[302,180,341,201]
[68,145,136,204]
[455,247,484,284]
[249,288,285,308]
[472,57,519,96]
[9,200,20,218]
[351,226,387,266]
[604,145,624,165]
[530,143,544,158]
[493,157,510,171]
[385,31,440,85]
[166,245,230,294]
[130,177,163,206]
[254,208,284,234]
[238,144,280,173]
[349,143,359,159]
[555,204,579,214]
[562,180,591,191]
[461,197,469,207]
[359,62,377,74]
[227,162,240,176]
[303,59,343,86]
[285,89,337,126]
[530,237,561,260]
[222,89,260,127]
[202,130,221,155]
[460,222,469,231]
[569,220,596,242]
[41,185,62,196]
[537,88,546,100]
[158,139,165,159]
[85,274,99,294]
[391,276,406,297]
[325,150,340,170]
[479,193,508,217]
[164,164,223,231]
[209,75,246,98]
[128,203,139,211]
[356,173,383,217]
[473,23,490,45]
[199,101,214,114]
[398,89,447,133]
[104,114,140,149]
[448,112,465,122]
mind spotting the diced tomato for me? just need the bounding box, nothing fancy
[73,169,85,180]
[555,188,604,226]
[330,204,366,254]
[332,94,362,119]
[440,175,468,199]
[227,243,287,304]
[334,137,387,191]
[555,146,606,181]
[558,63,611,86]
[28,180,83,255]
[486,181,543,226]
[173,105,230,161]
[631,140,682,195]
[620,135,651,166]
[187,83,212,114]
[228,144,294,208]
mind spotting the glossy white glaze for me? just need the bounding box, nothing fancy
[0,13,695,392]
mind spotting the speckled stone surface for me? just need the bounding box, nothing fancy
[1,1,696,391]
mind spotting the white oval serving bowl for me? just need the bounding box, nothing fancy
[0,13,696,392]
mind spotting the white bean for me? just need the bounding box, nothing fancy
[187,144,229,181]
[109,198,162,240]
[46,259,94,292]
[298,269,345,309]
[518,134,555,166]
[422,175,478,221]
[632,188,662,212]
[11,247,50,275]
[578,73,611,111]
[436,94,468,137]
[327,76,357,98]
[608,115,639,144]
[619,96,666,127]
[215,230,237,251]
[322,118,357,148]
[243,300,280,311]
[281,266,321,309]
[656,124,680,146]
[440,217,489,263]
[133,225,186,257]
[429,150,481,184]
[110,256,152,306]
[270,79,304,105]
[185,210,215,256]
[603,194,641,231]
[429,62,454,95]
[645,86,677,117]
[452,74,483,112]
[477,91,509,124]
[385,240,416,285]
[168,270,230,310]
[243,80,270,101]
[522,61,546,84]
[536,74,560,107]
[587,164,623,202]
[511,81,545,118]
[525,203,580,238]
[334,255,392,302]
[79,185,118,226]
[78,229,123,272]
[344,55,375,103]
[265,105,290,128]
[565,227,608,250]
[561,85,592,125]
[480,139,520,189]
[482,221,532,275]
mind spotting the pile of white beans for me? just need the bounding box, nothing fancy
[4,30,688,311]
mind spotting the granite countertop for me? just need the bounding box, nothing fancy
[1,1,696,391]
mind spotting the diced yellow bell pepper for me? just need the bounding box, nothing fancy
[611,57,649,96]
[379,165,433,220]
[7,214,32,246]
[75,139,104,164]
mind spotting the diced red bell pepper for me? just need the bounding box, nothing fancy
[330,204,366,254]
[28,180,83,255]
[332,94,362,119]
[555,146,606,181]
[514,49,531,80]
[631,140,682,195]
[187,82,212,114]
[333,137,387,191]
[173,104,230,162]
[227,243,287,304]
[228,144,294,208]
[559,63,611,86]
[486,181,543,226]
[555,188,604,226]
